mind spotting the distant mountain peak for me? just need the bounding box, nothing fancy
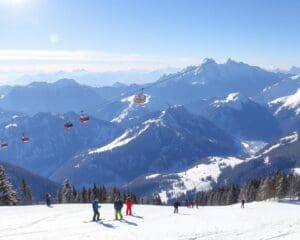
[54,78,79,87]
[202,58,217,65]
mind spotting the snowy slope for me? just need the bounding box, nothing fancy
[1,202,300,240]
[128,156,244,202]
[269,89,300,116]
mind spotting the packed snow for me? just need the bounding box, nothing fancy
[1,202,300,240]
[269,89,300,115]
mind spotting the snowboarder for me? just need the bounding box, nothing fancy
[241,199,245,208]
[45,192,51,207]
[126,197,133,216]
[92,198,100,221]
[174,200,180,214]
[114,197,123,220]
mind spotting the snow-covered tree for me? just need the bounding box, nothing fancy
[62,179,74,203]
[0,165,18,205]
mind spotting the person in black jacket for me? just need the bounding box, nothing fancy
[114,198,123,220]
[45,193,51,207]
[174,200,180,214]
[241,199,245,208]
[92,198,100,221]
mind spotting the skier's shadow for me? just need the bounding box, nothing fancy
[97,222,115,229]
[121,219,138,226]
[130,215,143,219]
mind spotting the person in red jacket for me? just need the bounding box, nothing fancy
[126,197,133,216]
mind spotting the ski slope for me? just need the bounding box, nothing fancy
[1,202,300,240]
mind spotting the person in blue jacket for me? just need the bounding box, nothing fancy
[92,198,100,221]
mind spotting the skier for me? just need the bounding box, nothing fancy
[241,199,245,208]
[195,199,199,209]
[173,200,180,214]
[125,197,133,216]
[45,192,51,207]
[92,198,100,221]
[114,197,123,220]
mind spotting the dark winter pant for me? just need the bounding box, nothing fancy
[126,206,132,215]
[93,210,100,221]
[174,207,178,214]
[115,209,123,220]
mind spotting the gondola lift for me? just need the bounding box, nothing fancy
[134,88,147,104]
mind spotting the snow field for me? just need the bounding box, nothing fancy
[1,202,300,240]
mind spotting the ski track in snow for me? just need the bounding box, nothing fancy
[1,202,300,240]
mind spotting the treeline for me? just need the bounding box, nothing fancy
[56,179,139,204]
[189,171,300,206]
[0,164,144,206]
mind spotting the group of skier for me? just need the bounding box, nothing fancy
[173,199,246,213]
[92,196,133,221]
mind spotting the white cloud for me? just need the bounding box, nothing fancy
[0,49,201,72]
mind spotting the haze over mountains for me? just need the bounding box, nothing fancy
[1,58,300,201]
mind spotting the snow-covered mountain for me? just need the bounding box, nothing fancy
[255,75,300,103]
[0,112,122,176]
[94,59,285,125]
[200,93,281,140]
[0,79,106,115]
[51,106,240,186]
[268,89,300,133]
[128,130,300,200]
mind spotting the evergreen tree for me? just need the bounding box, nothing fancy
[81,186,88,203]
[0,165,18,205]
[20,179,32,205]
[56,189,62,204]
[152,194,162,205]
[276,173,288,199]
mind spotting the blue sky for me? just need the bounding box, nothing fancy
[0,0,300,79]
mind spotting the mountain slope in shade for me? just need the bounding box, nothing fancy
[200,93,281,140]
[0,160,59,201]
[0,111,122,177]
[51,106,240,186]
[255,75,300,103]
[218,131,300,186]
